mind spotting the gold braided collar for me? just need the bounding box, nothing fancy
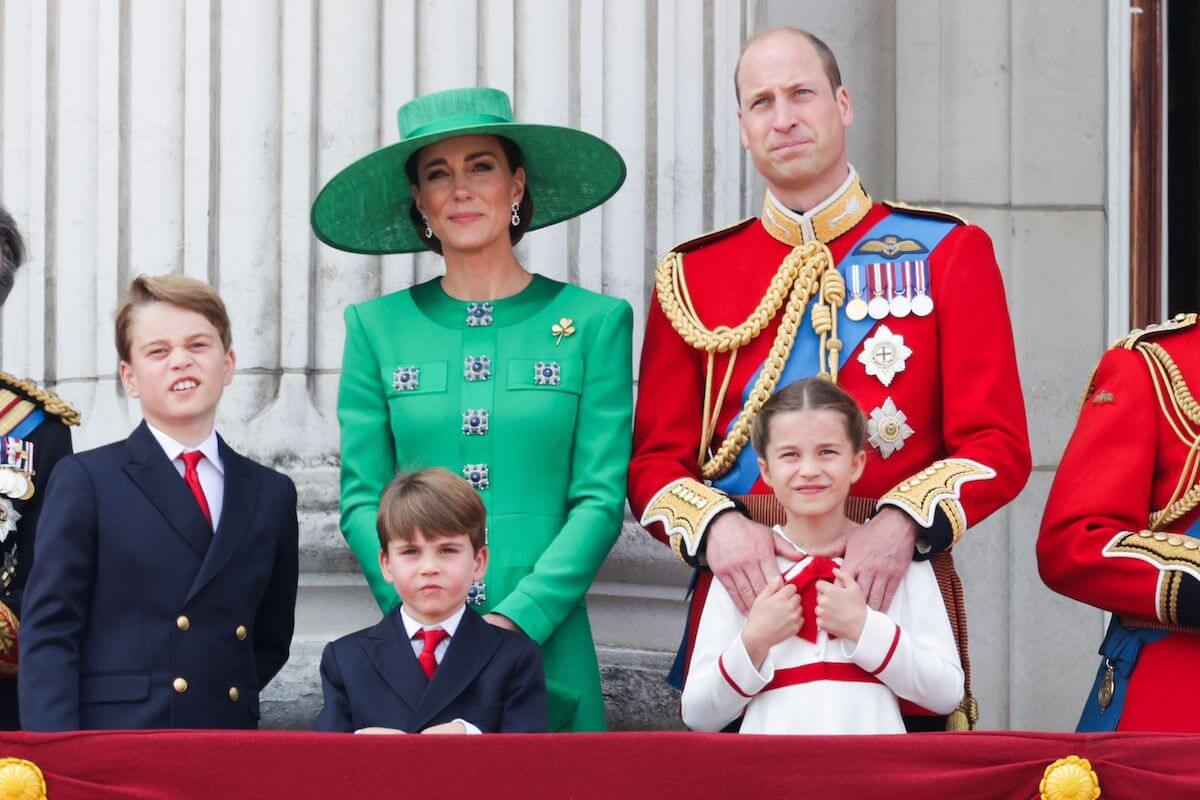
[759,168,872,246]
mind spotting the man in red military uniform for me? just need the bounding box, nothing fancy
[1039,314,1200,732]
[628,27,1031,729]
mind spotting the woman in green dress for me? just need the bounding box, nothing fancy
[311,87,631,731]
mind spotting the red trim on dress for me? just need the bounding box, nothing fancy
[762,662,880,692]
[870,625,902,676]
[718,654,753,698]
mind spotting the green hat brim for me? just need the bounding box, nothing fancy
[311,122,626,255]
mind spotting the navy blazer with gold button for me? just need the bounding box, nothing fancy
[17,420,299,731]
[313,605,547,733]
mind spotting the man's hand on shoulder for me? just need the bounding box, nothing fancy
[829,507,918,612]
[706,513,793,614]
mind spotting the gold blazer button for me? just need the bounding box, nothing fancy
[228,687,240,702]
[173,677,188,693]
[235,625,248,640]
[176,615,190,631]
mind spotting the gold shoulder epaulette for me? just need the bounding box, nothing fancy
[672,217,757,255]
[1112,313,1198,350]
[0,372,81,426]
[883,200,968,227]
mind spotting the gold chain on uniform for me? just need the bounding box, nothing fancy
[654,241,845,480]
[0,371,80,425]
[1135,342,1200,530]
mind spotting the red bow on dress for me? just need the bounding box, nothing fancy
[786,556,839,642]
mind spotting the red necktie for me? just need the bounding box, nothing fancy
[180,451,213,528]
[417,628,449,680]
[786,556,839,642]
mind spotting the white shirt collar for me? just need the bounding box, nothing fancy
[146,422,224,475]
[766,163,858,223]
[399,604,467,639]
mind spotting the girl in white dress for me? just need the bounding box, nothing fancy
[680,378,964,734]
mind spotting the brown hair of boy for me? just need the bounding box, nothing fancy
[377,467,487,553]
[114,274,233,362]
[751,377,868,457]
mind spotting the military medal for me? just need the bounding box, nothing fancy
[1098,659,1115,712]
[845,264,869,321]
[911,260,934,317]
[857,325,912,387]
[867,397,914,458]
[867,263,890,320]
[889,262,912,318]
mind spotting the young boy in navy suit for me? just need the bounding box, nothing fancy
[314,468,546,733]
[18,275,299,731]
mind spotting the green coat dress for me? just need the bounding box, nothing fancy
[337,273,633,731]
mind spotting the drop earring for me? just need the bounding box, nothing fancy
[422,214,432,238]
[510,202,520,227]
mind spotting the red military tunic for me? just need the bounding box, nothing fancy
[629,168,1031,724]
[1038,314,1200,732]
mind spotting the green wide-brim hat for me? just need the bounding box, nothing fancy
[311,86,627,255]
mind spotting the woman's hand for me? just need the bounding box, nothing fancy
[354,726,406,735]
[483,613,523,633]
[420,721,468,735]
[815,568,868,641]
[740,576,802,669]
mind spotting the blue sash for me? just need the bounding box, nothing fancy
[9,409,44,440]
[1076,518,1200,731]
[1076,617,1168,732]
[713,211,957,494]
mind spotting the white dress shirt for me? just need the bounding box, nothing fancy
[398,604,481,735]
[147,423,224,530]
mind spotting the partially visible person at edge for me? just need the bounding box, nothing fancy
[313,86,632,732]
[627,27,1031,731]
[1039,314,1200,732]
[0,206,79,730]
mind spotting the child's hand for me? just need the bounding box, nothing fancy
[354,726,406,735]
[741,576,802,669]
[420,721,468,735]
[815,568,868,640]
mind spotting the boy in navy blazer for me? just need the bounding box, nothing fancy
[18,275,299,730]
[314,468,546,733]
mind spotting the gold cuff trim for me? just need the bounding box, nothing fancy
[1103,530,1200,583]
[877,458,996,546]
[641,478,735,562]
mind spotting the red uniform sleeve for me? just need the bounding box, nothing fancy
[1037,347,1177,621]
[879,225,1032,553]
[628,295,708,548]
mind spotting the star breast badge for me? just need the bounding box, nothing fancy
[868,397,915,458]
[857,325,912,387]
